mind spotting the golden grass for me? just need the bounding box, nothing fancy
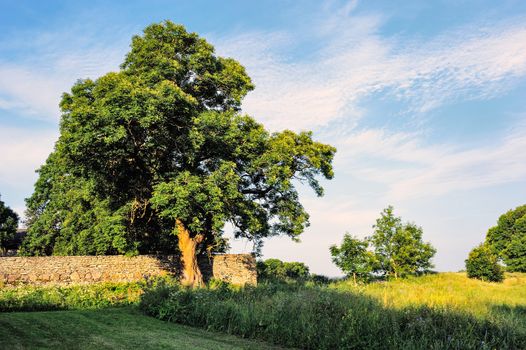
[333,272,526,317]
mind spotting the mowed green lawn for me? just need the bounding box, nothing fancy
[0,307,286,350]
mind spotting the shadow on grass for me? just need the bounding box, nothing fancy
[492,304,526,316]
[0,307,287,350]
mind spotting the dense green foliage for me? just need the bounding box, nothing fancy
[140,277,526,349]
[331,207,435,280]
[0,307,282,350]
[0,195,18,254]
[0,282,142,312]
[21,21,335,261]
[465,244,504,282]
[369,206,436,278]
[330,234,374,283]
[485,204,526,272]
[256,258,310,282]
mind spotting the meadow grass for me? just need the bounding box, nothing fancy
[140,273,526,349]
[0,306,286,349]
[2,273,525,349]
[0,282,143,311]
[333,272,526,316]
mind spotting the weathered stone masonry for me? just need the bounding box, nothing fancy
[0,254,257,286]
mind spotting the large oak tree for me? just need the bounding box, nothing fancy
[22,21,336,286]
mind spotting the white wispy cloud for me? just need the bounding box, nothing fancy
[212,4,526,203]
[0,126,57,191]
[0,29,127,121]
[0,65,66,119]
[213,3,526,273]
[336,121,526,200]
[215,10,526,131]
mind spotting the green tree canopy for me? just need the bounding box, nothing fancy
[485,204,526,272]
[331,207,435,281]
[370,206,436,278]
[329,234,375,284]
[21,21,336,286]
[0,195,19,255]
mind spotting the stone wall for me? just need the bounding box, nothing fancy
[213,254,258,286]
[0,254,256,287]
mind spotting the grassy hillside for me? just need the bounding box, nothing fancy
[141,273,526,349]
[2,273,524,349]
[0,307,286,350]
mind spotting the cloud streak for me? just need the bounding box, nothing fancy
[215,12,526,131]
[0,127,57,188]
[337,121,526,200]
[0,30,127,121]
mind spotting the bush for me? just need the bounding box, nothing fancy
[308,274,332,285]
[256,258,310,282]
[139,282,524,349]
[465,244,504,282]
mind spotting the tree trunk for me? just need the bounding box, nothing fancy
[353,272,357,286]
[177,219,204,288]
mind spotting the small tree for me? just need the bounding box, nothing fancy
[330,234,374,284]
[369,206,436,279]
[465,244,504,282]
[0,196,19,255]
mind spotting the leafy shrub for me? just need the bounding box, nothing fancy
[466,244,504,282]
[140,282,525,349]
[256,258,310,282]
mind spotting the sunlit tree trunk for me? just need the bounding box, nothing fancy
[176,219,204,288]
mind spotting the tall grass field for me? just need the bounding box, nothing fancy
[140,273,526,349]
[335,272,526,318]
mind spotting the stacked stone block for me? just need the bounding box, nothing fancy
[0,254,256,286]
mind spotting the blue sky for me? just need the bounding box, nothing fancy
[1,0,526,275]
